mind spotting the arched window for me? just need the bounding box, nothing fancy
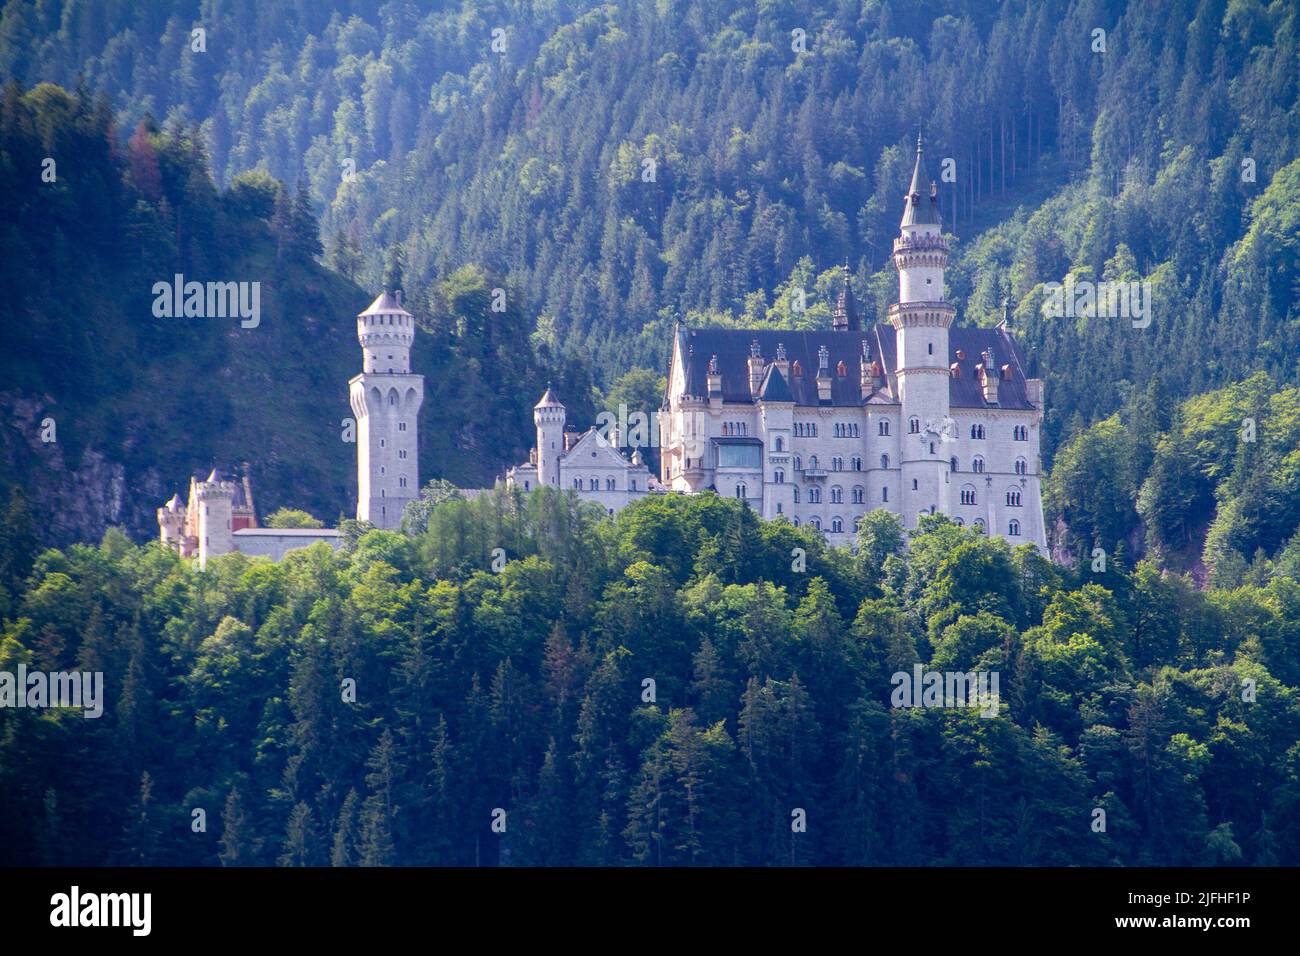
[879,420,890,436]
[809,487,821,504]
[794,456,802,471]
[606,478,615,490]
[793,487,800,504]
[880,454,890,469]
[972,456,985,473]
[831,486,843,504]
[775,436,784,451]
[960,485,977,505]
[573,478,581,489]
[911,478,918,490]
[832,517,843,533]
[973,518,986,532]
[1008,519,1021,536]
[852,486,865,504]
[774,469,785,484]
[809,455,819,470]
[954,517,964,527]
[736,483,746,499]
[971,424,985,439]
[882,486,889,502]
[792,517,800,527]
[1015,458,1027,475]
[909,417,920,434]
[1014,425,1028,441]
[950,456,959,472]
[1006,489,1022,507]
[811,517,822,531]
[832,456,843,471]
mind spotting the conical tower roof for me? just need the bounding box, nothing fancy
[359,291,412,317]
[901,135,942,227]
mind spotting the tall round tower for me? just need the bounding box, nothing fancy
[195,470,234,568]
[534,386,566,488]
[348,291,425,529]
[890,136,954,528]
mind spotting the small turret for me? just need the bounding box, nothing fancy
[979,347,1000,404]
[158,493,185,551]
[195,471,236,568]
[832,261,859,332]
[816,345,832,405]
[534,385,567,487]
[747,340,764,398]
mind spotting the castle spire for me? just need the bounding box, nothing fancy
[901,134,941,228]
[832,258,859,332]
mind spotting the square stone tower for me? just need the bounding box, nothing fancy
[349,291,424,530]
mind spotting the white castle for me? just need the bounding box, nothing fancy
[161,139,1046,561]
[656,138,1047,551]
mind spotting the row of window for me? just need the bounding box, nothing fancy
[779,514,1024,537]
[779,420,1029,440]
[721,421,748,436]
[958,488,1024,506]
[572,477,639,491]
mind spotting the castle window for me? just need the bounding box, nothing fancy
[912,479,918,490]
[1014,425,1029,441]
[880,454,889,469]
[1006,489,1022,507]
[735,483,746,499]
[399,422,407,432]
[971,424,986,439]
[811,517,822,531]
[909,417,920,434]
[774,470,785,484]
[606,478,615,490]
[1008,519,1021,536]
[928,343,933,354]
[630,480,637,491]
[831,487,843,504]
[852,456,862,471]
[852,486,864,504]
[776,503,782,514]
[1015,458,1027,475]
[380,439,385,448]
[809,455,819,470]
[973,518,985,532]
[950,457,958,472]
[832,457,843,471]
[794,456,802,470]
[882,487,889,502]
[972,456,985,473]
[832,517,843,533]
[960,486,977,505]
[809,487,821,504]
[380,467,386,476]
[792,517,800,527]
[793,487,800,504]
[879,420,890,436]
[775,436,784,451]
[389,393,397,405]
[525,481,530,490]
[573,478,581,489]
[589,478,598,491]
[399,449,407,459]
[399,476,407,488]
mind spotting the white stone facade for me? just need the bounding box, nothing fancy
[507,388,654,516]
[349,292,424,530]
[656,141,1047,552]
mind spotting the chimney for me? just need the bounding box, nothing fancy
[707,354,723,408]
[980,347,999,404]
[748,340,764,398]
[859,340,875,400]
[816,345,832,405]
[773,342,790,381]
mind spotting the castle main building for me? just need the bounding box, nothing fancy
[656,139,1047,551]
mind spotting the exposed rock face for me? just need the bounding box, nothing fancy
[0,392,165,548]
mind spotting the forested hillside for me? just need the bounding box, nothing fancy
[0,82,592,544]
[2,0,1298,571]
[2,492,1299,866]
